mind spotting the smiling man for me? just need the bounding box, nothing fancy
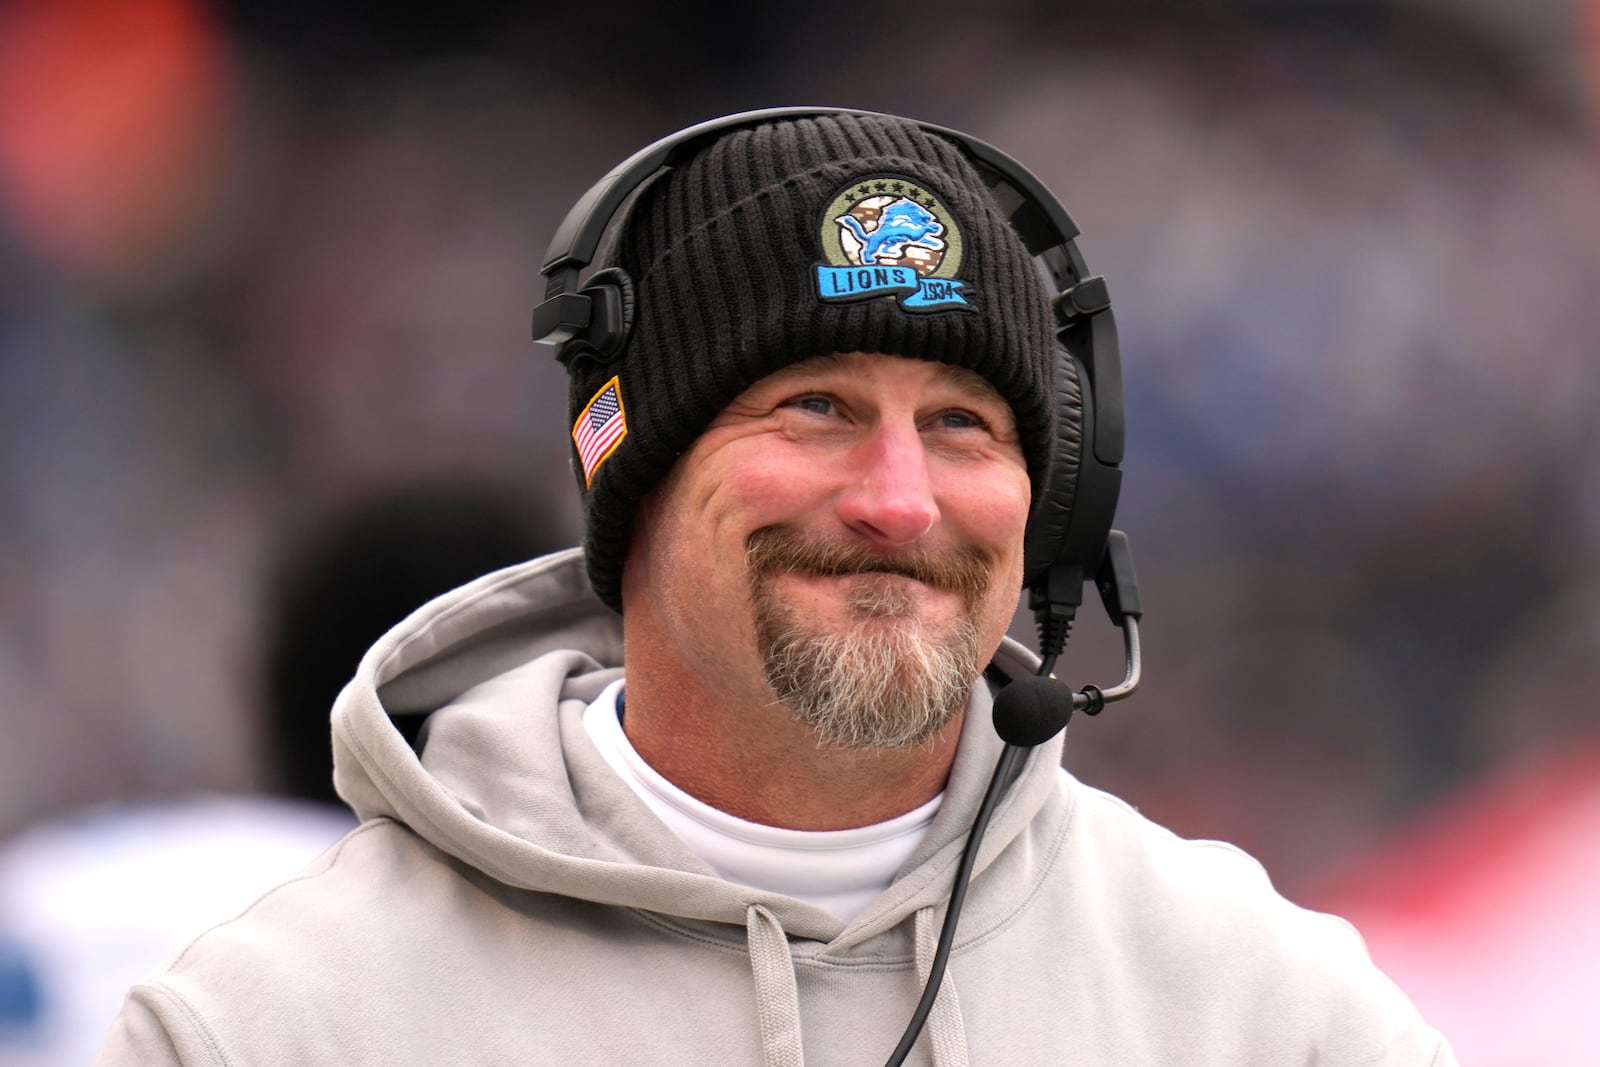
[620,353,1030,829]
[96,110,1453,1065]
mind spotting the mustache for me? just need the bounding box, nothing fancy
[745,526,993,607]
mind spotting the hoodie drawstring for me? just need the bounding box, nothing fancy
[745,904,970,1067]
[747,904,805,1067]
[914,905,970,1067]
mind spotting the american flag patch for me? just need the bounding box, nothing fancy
[573,376,627,486]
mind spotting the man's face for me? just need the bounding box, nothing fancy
[622,351,1031,750]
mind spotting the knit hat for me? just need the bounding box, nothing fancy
[563,112,1057,612]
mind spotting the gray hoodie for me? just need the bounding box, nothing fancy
[96,549,1454,1065]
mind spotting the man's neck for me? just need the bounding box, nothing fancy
[618,660,963,831]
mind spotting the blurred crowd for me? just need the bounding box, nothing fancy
[1,0,1597,1062]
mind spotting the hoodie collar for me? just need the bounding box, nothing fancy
[331,548,1066,949]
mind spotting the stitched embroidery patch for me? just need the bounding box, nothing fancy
[573,376,627,486]
[815,174,970,311]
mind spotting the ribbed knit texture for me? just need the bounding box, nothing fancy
[566,113,1056,611]
[747,904,806,1067]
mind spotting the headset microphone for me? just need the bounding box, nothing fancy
[997,529,1144,744]
[991,675,1074,748]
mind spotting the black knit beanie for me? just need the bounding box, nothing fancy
[563,112,1056,612]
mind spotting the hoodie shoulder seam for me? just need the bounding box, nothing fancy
[164,819,391,971]
[129,976,235,1066]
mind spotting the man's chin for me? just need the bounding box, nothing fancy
[757,616,980,752]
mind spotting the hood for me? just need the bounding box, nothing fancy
[331,548,1065,949]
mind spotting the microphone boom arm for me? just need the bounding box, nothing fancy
[1068,614,1140,716]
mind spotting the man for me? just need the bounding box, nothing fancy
[96,110,1453,1064]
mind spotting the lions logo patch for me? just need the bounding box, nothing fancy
[815,175,970,311]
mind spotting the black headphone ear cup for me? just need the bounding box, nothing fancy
[1022,343,1084,586]
[586,267,635,355]
[555,267,635,367]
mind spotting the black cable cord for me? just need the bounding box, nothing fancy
[883,742,1026,1066]
[883,569,1081,1062]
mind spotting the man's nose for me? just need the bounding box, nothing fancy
[834,422,939,546]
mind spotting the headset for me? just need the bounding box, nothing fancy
[532,107,1125,618]
[532,108,1144,1064]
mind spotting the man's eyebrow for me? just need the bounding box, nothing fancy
[931,362,1009,404]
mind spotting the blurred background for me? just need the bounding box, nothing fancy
[0,0,1596,1062]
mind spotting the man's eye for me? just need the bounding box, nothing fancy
[790,395,834,415]
[937,410,985,430]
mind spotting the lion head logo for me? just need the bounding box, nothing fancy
[814,175,970,311]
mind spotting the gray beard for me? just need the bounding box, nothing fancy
[753,572,981,751]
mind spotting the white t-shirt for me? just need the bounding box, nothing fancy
[582,679,939,923]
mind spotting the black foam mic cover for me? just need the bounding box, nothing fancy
[991,674,1074,747]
